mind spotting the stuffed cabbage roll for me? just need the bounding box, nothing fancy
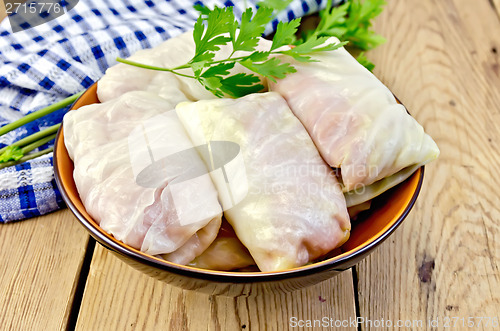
[98,31,271,103]
[176,92,350,272]
[270,38,439,195]
[189,220,255,271]
[64,91,222,264]
[344,164,421,207]
[97,31,213,104]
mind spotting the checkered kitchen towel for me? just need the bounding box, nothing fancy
[0,0,338,223]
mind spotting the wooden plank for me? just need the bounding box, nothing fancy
[76,245,358,331]
[0,209,90,330]
[491,0,500,18]
[0,0,7,22]
[356,0,500,328]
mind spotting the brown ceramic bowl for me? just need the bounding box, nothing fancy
[54,83,424,296]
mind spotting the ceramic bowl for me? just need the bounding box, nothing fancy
[54,83,424,296]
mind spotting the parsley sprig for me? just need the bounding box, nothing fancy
[300,0,387,70]
[0,0,387,168]
[302,0,386,50]
[117,5,346,98]
[0,92,82,169]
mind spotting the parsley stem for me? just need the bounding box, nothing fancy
[20,133,57,155]
[0,124,60,155]
[116,58,197,79]
[171,63,192,70]
[0,147,54,170]
[171,54,272,72]
[200,54,262,65]
[143,52,273,73]
[0,91,82,137]
[0,133,57,167]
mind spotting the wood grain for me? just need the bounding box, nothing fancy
[2,0,500,329]
[75,245,358,331]
[356,0,500,329]
[0,210,90,331]
[491,0,500,18]
[0,0,6,22]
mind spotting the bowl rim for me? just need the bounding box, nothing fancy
[54,86,425,283]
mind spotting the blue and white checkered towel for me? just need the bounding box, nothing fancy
[0,0,335,223]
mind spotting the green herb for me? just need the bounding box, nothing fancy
[355,52,375,71]
[300,0,386,70]
[282,35,348,63]
[0,147,54,170]
[256,0,293,14]
[0,146,23,163]
[0,123,60,156]
[271,18,301,50]
[196,0,294,22]
[0,92,81,137]
[1,1,388,168]
[0,131,56,166]
[304,0,386,50]
[0,92,80,168]
[117,5,346,98]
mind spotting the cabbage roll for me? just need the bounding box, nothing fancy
[270,38,439,194]
[189,220,255,271]
[344,164,421,207]
[98,31,271,103]
[97,32,214,103]
[64,91,222,264]
[176,92,350,272]
[347,201,372,220]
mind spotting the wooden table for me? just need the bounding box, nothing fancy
[1,0,499,330]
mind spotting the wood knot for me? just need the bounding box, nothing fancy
[418,259,435,283]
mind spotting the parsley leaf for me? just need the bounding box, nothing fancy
[119,5,347,98]
[240,57,296,82]
[256,0,295,27]
[281,37,348,62]
[311,0,349,40]
[201,62,235,78]
[0,146,24,163]
[191,6,235,64]
[298,0,386,70]
[310,0,386,51]
[193,3,211,17]
[246,51,270,62]
[271,19,301,51]
[219,73,264,98]
[199,62,235,97]
[356,52,375,71]
[233,7,274,52]
[256,0,293,13]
